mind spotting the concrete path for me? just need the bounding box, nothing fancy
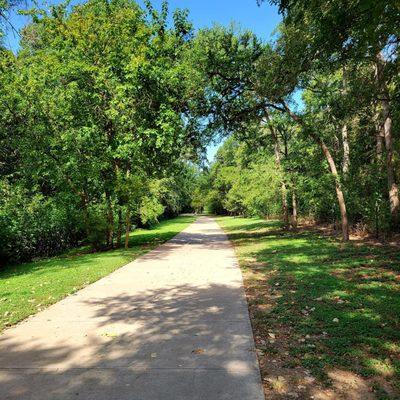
[0,217,264,400]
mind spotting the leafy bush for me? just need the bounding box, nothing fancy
[197,138,282,218]
[0,182,83,264]
[139,196,165,227]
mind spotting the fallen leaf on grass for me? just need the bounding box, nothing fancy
[102,332,119,338]
[192,348,205,354]
[267,376,287,393]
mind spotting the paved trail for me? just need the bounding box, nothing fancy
[0,217,264,400]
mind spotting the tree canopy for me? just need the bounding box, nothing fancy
[0,0,200,262]
[1,0,399,264]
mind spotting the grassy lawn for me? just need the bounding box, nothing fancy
[0,216,195,332]
[217,216,400,400]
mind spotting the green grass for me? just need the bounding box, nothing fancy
[217,216,400,398]
[0,216,195,332]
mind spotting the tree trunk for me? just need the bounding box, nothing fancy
[382,100,399,224]
[124,209,131,249]
[376,125,384,160]
[375,65,384,162]
[383,110,399,225]
[116,207,123,247]
[341,66,350,174]
[282,103,349,240]
[315,135,349,241]
[265,113,289,227]
[105,191,114,248]
[375,117,384,160]
[280,181,289,227]
[375,52,399,225]
[80,193,91,240]
[274,131,289,227]
[341,124,350,174]
[291,190,298,228]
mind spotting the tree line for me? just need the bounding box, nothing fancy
[189,0,399,240]
[1,0,399,264]
[0,0,201,264]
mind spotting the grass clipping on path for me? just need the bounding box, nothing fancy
[217,216,400,400]
[0,216,195,332]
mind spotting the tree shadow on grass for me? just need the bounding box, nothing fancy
[223,218,400,399]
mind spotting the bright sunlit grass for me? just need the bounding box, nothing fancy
[0,216,195,331]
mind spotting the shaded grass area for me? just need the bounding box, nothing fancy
[217,216,400,399]
[0,216,195,332]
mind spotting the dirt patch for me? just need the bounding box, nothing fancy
[297,219,400,249]
[331,265,400,285]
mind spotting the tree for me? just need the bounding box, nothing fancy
[15,0,198,246]
[263,0,400,227]
[187,26,352,239]
[1,0,202,263]
[196,137,281,218]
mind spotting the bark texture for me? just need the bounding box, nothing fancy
[291,190,298,228]
[341,124,350,174]
[265,114,289,227]
[341,67,350,174]
[316,136,349,241]
[283,103,350,240]
[375,52,399,225]
[124,209,131,249]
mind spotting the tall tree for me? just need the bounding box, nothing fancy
[3,0,200,253]
[263,0,400,226]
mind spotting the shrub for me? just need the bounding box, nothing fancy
[0,182,83,264]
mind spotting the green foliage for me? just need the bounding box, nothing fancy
[268,0,400,63]
[186,25,265,135]
[190,171,212,213]
[85,204,112,249]
[0,181,82,264]
[190,187,205,213]
[185,2,400,237]
[196,138,282,217]
[139,195,165,227]
[1,0,400,263]
[150,164,197,217]
[0,0,201,263]
[205,189,225,215]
